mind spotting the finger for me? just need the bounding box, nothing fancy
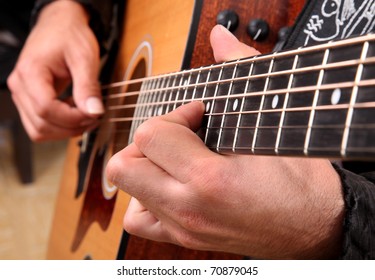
[9,66,93,129]
[106,143,180,203]
[133,102,220,183]
[210,24,260,62]
[124,198,173,243]
[66,29,104,116]
[12,95,87,141]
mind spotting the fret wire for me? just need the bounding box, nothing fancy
[102,33,375,91]
[182,71,192,105]
[204,63,225,145]
[161,75,171,115]
[106,56,375,101]
[135,80,147,131]
[252,58,275,153]
[341,41,370,156]
[128,80,144,141]
[151,78,162,117]
[202,67,212,97]
[156,77,167,116]
[167,75,178,113]
[304,48,330,155]
[141,80,152,127]
[275,54,299,154]
[135,81,148,131]
[173,72,186,110]
[148,79,159,116]
[191,67,203,101]
[130,80,148,141]
[232,62,255,152]
[217,60,239,152]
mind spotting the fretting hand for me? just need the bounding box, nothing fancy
[106,25,345,259]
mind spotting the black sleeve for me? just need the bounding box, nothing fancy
[333,164,375,259]
[31,0,116,50]
[282,0,375,260]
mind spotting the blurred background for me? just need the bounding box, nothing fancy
[0,1,67,260]
[0,127,67,259]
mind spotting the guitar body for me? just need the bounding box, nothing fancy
[47,0,305,259]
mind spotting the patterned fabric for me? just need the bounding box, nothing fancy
[286,0,375,47]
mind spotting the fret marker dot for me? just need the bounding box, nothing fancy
[233,99,239,111]
[331,88,341,105]
[272,95,279,109]
[206,102,211,112]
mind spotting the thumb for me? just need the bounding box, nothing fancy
[210,25,260,62]
[67,38,104,116]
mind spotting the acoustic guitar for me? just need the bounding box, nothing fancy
[47,0,317,259]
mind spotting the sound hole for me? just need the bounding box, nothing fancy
[102,58,147,199]
[113,58,147,152]
[71,59,147,253]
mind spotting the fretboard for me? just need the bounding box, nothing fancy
[108,34,375,160]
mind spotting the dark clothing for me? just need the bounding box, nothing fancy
[0,0,115,85]
[0,1,34,84]
[284,0,375,259]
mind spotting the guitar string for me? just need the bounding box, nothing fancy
[101,33,375,91]
[95,123,375,137]
[103,101,375,123]
[104,126,375,151]
[97,77,375,128]
[101,56,375,102]
[93,99,375,147]
[102,79,375,114]
[88,35,375,152]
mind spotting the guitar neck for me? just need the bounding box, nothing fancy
[111,34,375,160]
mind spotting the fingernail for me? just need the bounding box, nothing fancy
[86,97,104,115]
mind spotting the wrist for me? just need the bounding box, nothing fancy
[35,0,90,26]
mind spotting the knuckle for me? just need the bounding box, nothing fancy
[178,212,204,233]
[16,59,36,77]
[34,102,51,119]
[6,72,19,92]
[33,121,50,137]
[105,153,124,185]
[35,105,49,118]
[173,230,201,250]
[133,118,160,151]
[106,150,133,189]
[28,130,45,142]
[123,214,138,235]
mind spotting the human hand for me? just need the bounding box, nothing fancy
[7,0,104,141]
[106,25,344,259]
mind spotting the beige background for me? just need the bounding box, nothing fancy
[0,127,66,259]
